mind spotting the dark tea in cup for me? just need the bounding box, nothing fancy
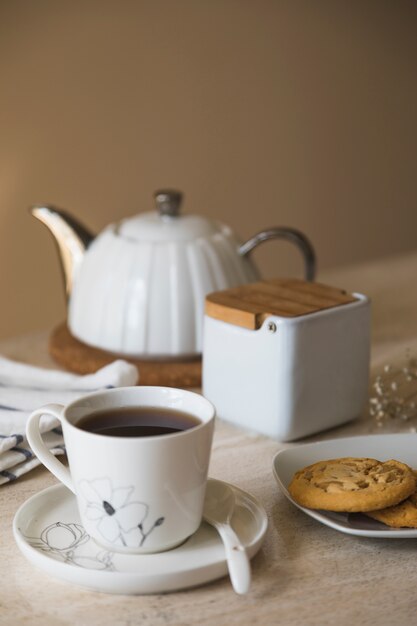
[77,406,201,437]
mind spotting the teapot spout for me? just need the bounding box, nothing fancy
[30,205,94,300]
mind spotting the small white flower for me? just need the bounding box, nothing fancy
[79,478,148,546]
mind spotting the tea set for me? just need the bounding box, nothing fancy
[12,190,371,595]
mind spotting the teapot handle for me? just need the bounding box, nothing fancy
[239,227,316,282]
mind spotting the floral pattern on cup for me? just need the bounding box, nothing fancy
[79,478,165,548]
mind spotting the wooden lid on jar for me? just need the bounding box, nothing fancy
[205,279,358,330]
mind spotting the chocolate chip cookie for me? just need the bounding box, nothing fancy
[366,471,417,528]
[288,457,416,512]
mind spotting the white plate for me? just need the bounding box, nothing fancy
[13,481,267,595]
[273,433,417,538]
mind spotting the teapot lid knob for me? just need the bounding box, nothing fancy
[154,189,183,217]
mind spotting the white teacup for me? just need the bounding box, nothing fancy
[26,386,215,554]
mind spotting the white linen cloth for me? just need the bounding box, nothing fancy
[0,356,138,485]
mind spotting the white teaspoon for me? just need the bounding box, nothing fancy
[203,478,251,595]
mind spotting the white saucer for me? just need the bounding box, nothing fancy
[273,433,417,538]
[13,480,267,595]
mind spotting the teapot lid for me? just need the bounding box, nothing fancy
[116,190,222,242]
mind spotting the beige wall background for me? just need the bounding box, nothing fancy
[0,0,416,341]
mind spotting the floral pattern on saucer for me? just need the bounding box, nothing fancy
[23,521,115,570]
[79,478,165,548]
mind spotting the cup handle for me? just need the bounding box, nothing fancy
[26,403,75,494]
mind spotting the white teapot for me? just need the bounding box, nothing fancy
[31,190,315,357]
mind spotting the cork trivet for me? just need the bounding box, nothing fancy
[49,323,202,388]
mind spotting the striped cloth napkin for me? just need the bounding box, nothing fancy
[0,356,138,485]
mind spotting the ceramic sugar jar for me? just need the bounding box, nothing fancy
[202,279,370,441]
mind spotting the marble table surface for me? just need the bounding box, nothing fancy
[2,250,417,626]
